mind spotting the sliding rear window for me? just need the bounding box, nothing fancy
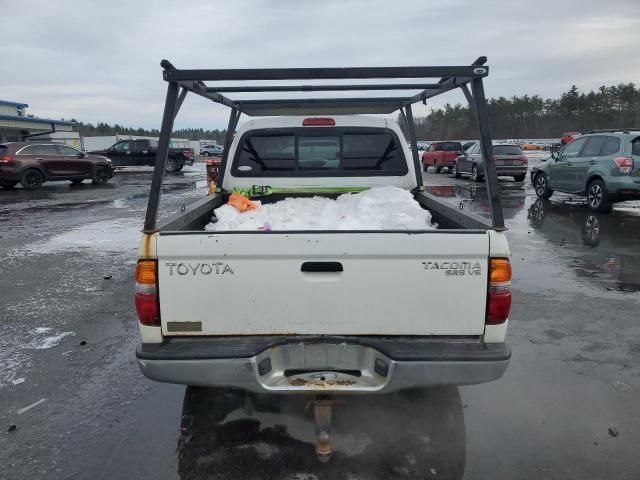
[441,142,462,151]
[232,127,408,177]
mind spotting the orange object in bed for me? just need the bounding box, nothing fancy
[227,192,258,212]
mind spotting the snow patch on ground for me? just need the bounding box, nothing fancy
[0,351,29,389]
[21,219,141,254]
[29,331,75,350]
[207,187,435,231]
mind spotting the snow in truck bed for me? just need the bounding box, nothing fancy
[206,187,435,231]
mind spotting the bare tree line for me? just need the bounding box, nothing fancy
[401,83,640,140]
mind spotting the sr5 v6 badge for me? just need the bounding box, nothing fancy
[422,261,482,276]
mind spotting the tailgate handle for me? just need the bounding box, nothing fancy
[301,261,343,273]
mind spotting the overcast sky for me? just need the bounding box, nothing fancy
[2,0,639,130]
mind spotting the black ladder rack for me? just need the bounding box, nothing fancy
[144,56,505,232]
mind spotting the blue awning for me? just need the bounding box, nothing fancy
[0,100,29,108]
[0,114,73,126]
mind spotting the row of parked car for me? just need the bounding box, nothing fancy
[420,141,528,182]
[0,138,204,190]
[419,129,640,213]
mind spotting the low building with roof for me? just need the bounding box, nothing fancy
[0,100,80,148]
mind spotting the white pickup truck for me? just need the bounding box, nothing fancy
[134,59,511,459]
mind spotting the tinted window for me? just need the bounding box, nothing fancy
[493,145,523,155]
[342,133,403,171]
[601,136,621,156]
[299,136,340,169]
[561,137,588,159]
[237,135,296,173]
[57,145,81,156]
[0,145,6,155]
[581,136,606,157]
[130,141,146,153]
[113,142,130,152]
[438,142,461,151]
[632,138,640,156]
[33,145,59,155]
[17,145,36,155]
[234,129,407,177]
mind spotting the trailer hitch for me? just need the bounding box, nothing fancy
[313,396,333,463]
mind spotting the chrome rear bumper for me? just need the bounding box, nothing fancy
[137,336,510,394]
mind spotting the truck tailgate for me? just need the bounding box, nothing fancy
[156,232,489,336]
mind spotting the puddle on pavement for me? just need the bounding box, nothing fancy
[177,387,466,480]
[525,198,640,292]
[426,182,640,293]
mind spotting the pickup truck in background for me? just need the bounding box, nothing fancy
[422,141,464,173]
[134,58,511,461]
[561,131,582,145]
[89,139,194,172]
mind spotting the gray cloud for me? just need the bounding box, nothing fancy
[1,0,638,129]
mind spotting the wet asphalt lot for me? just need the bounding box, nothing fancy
[1,159,639,479]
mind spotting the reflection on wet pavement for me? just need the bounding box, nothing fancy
[178,387,466,480]
[427,178,640,293]
[527,199,640,292]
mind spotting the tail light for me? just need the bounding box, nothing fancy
[486,258,512,325]
[614,157,633,174]
[303,118,335,126]
[0,155,13,163]
[135,260,160,326]
[183,150,192,158]
[519,155,528,165]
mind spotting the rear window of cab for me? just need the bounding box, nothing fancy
[232,127,408,177]
[436,142,462,151]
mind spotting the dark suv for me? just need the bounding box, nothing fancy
[531,130,640,212]
[0,142,113,190]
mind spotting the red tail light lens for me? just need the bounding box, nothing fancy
[614,157,633,174]
[486,258,512,325]
[303,118,335,126]
[183,150,192,158]
[0,155,14,163]
[487,289,512,324]
[135,292,160,326]
[135,260,160,326]
[519,155,528,165]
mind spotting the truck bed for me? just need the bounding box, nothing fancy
[152,191,493,337]
[157,190,494,232]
